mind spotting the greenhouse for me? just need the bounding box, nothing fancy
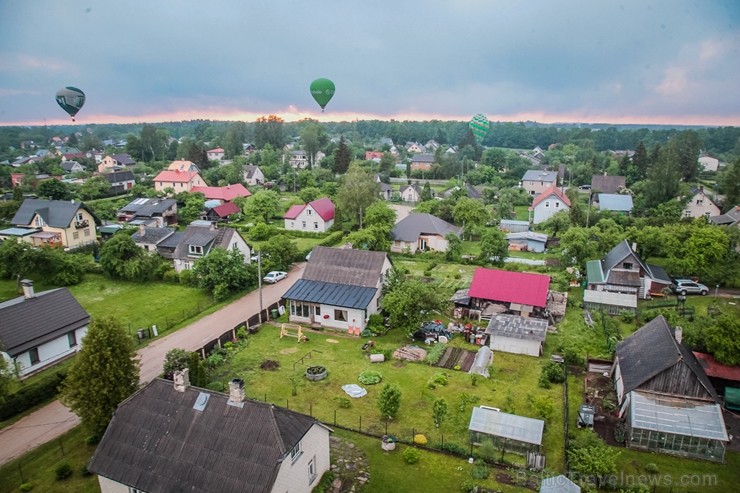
[627,391,728,462]
[469,406,544,455]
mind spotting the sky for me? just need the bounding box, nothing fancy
[0,0,739,127]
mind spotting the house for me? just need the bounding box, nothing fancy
[499,219,530,233]
[611,316,728,461]
[405,142,425,154]
[117,197,178,227]
[97,153,135,173]
[540,475,580,493]
[699,154,720,172]
[399,183,422,203]
[596,193,633,213]
[203,201,241,223]
[521,170,558,196]
[683,187,721,219]
[191,184,251,203]
[365,151,384,161]
[8,198,99,249]
[443,183,483,200]
[585,240,673,300]
[153,169,206,193]
[591,174,626,194]
[243,164,265,186]
[529,184,571,224]
[131,225,176,253]
[282,246,391,333]
[283,198,335,233]
[167,160,201,173]
[424,140,440,152]
[505,231,548,253]
[206,147,225,161]
[410,153,434,171]
[10,172,62,188]
[60,160,84,174]
[468,406,544,455]
[169,221,251,273]
[390,213,462,253]
[104,170,135,193]
[468,268,551,318]
[374,175,393,200]
[484,314,548,357]
[0,280,89,378]
[289,150,309,169]
[709,205,740,229]
[89,376,331,493]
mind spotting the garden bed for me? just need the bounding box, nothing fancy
[436,347,477,371]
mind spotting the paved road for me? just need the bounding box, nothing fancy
[0,263,305,466]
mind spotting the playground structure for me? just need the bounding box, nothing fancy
[280,323,307,342]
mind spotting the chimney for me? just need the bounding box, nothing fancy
[21,279,35,299]
[674,326,683,345]
[139,223,145,236]
[631,242,637,252]
[173,368,190,392]
[228,378,245,407]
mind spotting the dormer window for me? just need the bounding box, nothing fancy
[76,212,84,222]
[189,245,203,256]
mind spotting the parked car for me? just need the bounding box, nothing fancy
[670,279,709,296]
[263,271,287,284]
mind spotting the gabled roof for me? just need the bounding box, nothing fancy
[0,287,90,356]
[119,197,177,217]
[60,160,82,172]
[132,227,175,245]
[410,153,434,163]
[709,205,740,226]
[484,314,548,342]
[282,279,378,309]
[153,170,202,183]
[591,174,626,194]
[400,183,421,194]
[615,316,719,402]
[522,170,558,182]
[167,160,200,172]
[531,184,571,208]
[469,268,550,308]
[693,352,740,382]
[173,225,239,259]
[211,202,241,218]
[89,378,322,493]
[540,475,581,493]
[308,197,335,221]
[243,165,262,179]
[391,213,461,242]
[191,184,251,202]
[105,170,135,184]
[107,153,135,166]
[11,199,98,228]
[597,193,633,212]
[283,204,305,219]
[303,246,387,288]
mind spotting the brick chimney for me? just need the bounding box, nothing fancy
[227,378,245,407]
[173,368,190,392]
[21,279,35,299]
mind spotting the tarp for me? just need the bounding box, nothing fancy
[341,384,367,398]
[725,387,740,411]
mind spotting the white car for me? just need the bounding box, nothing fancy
[263,271,287,284]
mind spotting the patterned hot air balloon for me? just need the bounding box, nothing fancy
[55,86,86,121]
[310,78,335,112]
[469,114,489,145]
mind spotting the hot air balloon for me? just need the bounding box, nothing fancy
[310,78,335,112]
[55,86,86,121]
[469,114,489,145]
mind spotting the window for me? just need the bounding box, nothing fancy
[315,306,321,316]
[76,212,84,222]
[623,262,633,270]
[696,199,703,205]
[72,231,79,240]
[307,209,313,216]
[35,216,45,227]
[302,221,306,229]
[308,456,317,484]
[335,309,347,322]
[544,201,550,208]
[129,488,146,493]
[555,202,560,208]
[314,222,319,229]
[290,442,302,463]
[29,348,39,365]
[189,245,203,256]
[68,331,77,348]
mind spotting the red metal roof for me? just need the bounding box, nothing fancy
[468,267,551,307]
[283,204,305,219]
[191,184,251,201]
[693,352,740,382]
[531,184,571,208]
[154,170,201,183]
[212,202,241,218]
[308,197,335,221]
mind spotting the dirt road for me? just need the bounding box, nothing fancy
[0,263,305,466]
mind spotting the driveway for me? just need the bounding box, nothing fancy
[0,262,305,466]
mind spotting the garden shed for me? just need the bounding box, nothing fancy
[468,406,544,455]
[499,219,530,233]
[484,314,548,357]
[583,290,637,315]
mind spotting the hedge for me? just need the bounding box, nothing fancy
[0,370,67,421]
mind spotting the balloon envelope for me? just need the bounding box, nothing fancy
[309,78,335,110]
[469,114,489,144]
[55,86,86,119]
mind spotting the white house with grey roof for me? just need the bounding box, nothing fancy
[90,376,331,493]
[0,280,89,378]
[170,221,251,273]
[484,313,548,357]
[243,164,265,186]
[390,213,462,253]
[282,246,391,334]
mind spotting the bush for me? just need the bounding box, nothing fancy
[162,268,179,284]
[413,434,427,445]
[644,462,659,474]
[19,484,33,492]
[249,222,274,241]
[459,480,478,493]
[470,459,489,480]
[179,269,194,285]
[425,343,447,365]
[358,370,382,385]
[439,441,468,456]
[403,447,421,464]
[312,471,336,493]
[335,396,351,409]
[55,462,73,480]
[539,361,566,387]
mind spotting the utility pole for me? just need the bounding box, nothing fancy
[257,251,263,324]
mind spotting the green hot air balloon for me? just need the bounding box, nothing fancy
[310,78,335,112]
[55,86,86,121]
[469,113,489,145]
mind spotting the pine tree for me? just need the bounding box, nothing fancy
[377,383,401,420]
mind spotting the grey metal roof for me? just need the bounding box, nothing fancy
[583,290,637,308]
[469,406,544,445]
[303,246,387,288]
[282,279,377,309]
[391,213,462,242]
[11,198,98,228]
[0,288,90,356]
[629,390,728,441]
[522,170,558,182]
[484,314,548,341]
[505,232,548,243]
[616,316,719,402]
[540,475,581,493]
[105,170,135,184]
[89,379,323,493]
[158,231,183,249]
[119,197,177,217]
[597,193,633,212]
[410,153,434,162]
[131,227,175,245]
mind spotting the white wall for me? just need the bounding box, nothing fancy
[270,425,331,493]
[15,325,88,377]
[533,197,567,224]
[489,336,541,357]
[97,476,131,493]
[285,206,332,233]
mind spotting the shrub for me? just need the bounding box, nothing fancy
[425,343,447,365]
[620,310,636,323]
[358,370,382,385]
[335,396,351,409]
[179,269,194,285]
[249,222,274,241]
[413,434,428,445]
[80,462,93,477]
[162,268,179,284]
[433,372,448,386]
[469,374,479,386]
[403,447,421,464]
[55,462,73,480]
[540,361,566,386]
[644,462,659,474]
[206,352,225,369]
[459,480,478,493]
[19,484,33,492]
[439,441,468,456]
[312,471,336,493]
[470,459,489,480]
[0,370,67,421]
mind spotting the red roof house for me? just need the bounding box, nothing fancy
[153,170,206,193]
[191,184,251,203]
[468,268,551,308]
[693,352,740,382]
[283,198,335,233]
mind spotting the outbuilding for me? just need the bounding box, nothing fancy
[469,406,544,455]
[484,313,548,357]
